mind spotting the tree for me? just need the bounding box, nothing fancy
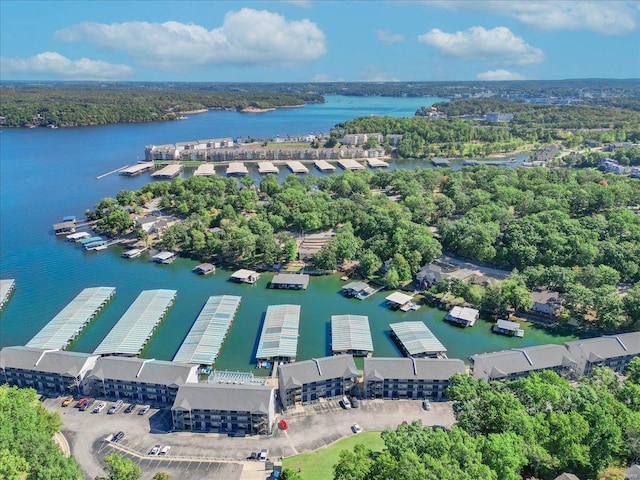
[0,448,29,480]
[359,250,382,277]
[333,443,373,480]
[99,454,142,480]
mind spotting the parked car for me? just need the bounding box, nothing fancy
[351,396,360,408]
[247,452,258,461]
[422,400,431,411]
[159,446,171,456]
[80,398,95,411]
[138,404,151,415]
[75,397,89,408]
[341,395,351,409]
[258,448,268,461]
[61,396,74,407]
[148,445,161,456]
[93,402,106,413]
[124,403,136,414]
[111,431,125,443]
[351,423,363,433]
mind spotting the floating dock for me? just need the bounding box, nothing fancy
[173,295,242,365]
[385,291,418,311]
[152,251,176,264]
[431,158,451,167]
[151,164,182,179]
[230,269,260,284]
[194,164,216,176]
[338,159,365,171]
[255,304,300,363]
[119,163,154,177]
[53,221,76,236]
[314,160,336,172]
[287,161,309,174]
[257,161,279,174]
[226,162,249,176]
[66,231,91,242]
[366,158,389,168]
[26,287,115,350]
[193,263,216,275]
[84,240,108,251]
[389,321,447,358]
[493,319,525,337]
[331,314,373,357]
[93,289,177,356]
[0,279,16,310]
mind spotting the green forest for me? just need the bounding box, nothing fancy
[87,164,640,332]
[329,360,640,480]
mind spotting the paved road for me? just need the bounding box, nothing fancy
[45,396,454,480]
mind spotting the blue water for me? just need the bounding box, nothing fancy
[0,94,574,370]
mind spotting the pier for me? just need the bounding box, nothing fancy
[26,287,116,350]
[0,279,16,310]
[96,165,130,180]
[255,304,300,364]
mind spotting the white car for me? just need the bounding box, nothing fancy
[148,445,161,456]
[341,395,351,409]
[351,423,362,433]
[159,446,171,456]
[138,404,151,415]
[93,402,106,413]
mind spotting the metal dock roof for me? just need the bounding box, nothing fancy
[93,289,176,356]
[173,295,242,365]
[287,161,309,174]
[390,321,447,357]
[338,159,365,171]
[331,315,373,354]
[257,161,279,174]
[151,164,182,178]
[227,162,249,176]
[193,164,216,176]
[27,287,116,350]
[314,160,336,171]
[255,304,300,361]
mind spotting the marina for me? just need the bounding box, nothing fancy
[93,289,177,356]
[330,314,373,357]
[314,160,336,172]
[255,304,300,364]
[151,164,182,179]
[337,159,365,171]
[26,287,116,350]
[173,295,242,365]
[389,321,447,358]
[0,279,16,311]
[286,161,309,174]
[366,158,389,168]
[257,161,279,174]
[119,163,154,177]
[193,163,216,176]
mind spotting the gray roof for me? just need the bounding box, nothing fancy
[565,332,640,364]
[495,319,522,331]
[554,474,581,480]
[364,357,465,381]
[626,465,640,479]
[386,291,414,305]
[0,346,97,377]
[341,282,369,293]
[331,315,373,353]
[271,274,310,288]
[173,295,242,365]
[390,321,447,356]
[255,305,300,360]
[172,383,274,414]
[88,356,197,386]
[278,355,358,389]
[471,344,577,380]
[27,287,115,350]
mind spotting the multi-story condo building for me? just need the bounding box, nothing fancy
[566,332,640,376]
[363,357,465,400]
[278,355,359,409]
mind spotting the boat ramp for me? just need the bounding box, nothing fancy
[93,289,177,356]
[173,295,242,365]
[331,314,373,357]
[255,304,300,364]
[390,321,447,358]
[26,287,116,350]
[0,279,16,310]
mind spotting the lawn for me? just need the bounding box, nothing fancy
[283,431,385,480]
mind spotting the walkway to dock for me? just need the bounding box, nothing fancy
[96,165,130,179]
[0,279,16,310]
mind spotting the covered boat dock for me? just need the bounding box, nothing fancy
[390,321,447,358]
[193,164,216,176]
[173,295,242,365]
[314,160,336,172]
[26,287,116,350]
[331,314,373,357]
[338,159,365,171]
[226,162,249,176]
[385,291,419,311]
[341,281,376,300]
[152,251,177,264]
[445,306,479,327]
[93,289,177,356]
[257,161,279,174]
[53,221,76,235]
[151,164,182,179]
[255,304,300,363]
[193,263,216,275]
[287,161,309,174]
[366,158,389,168]
[66,231,91,242]
[119,163,155,176]
[270,273,310,290]
[230,269,260,284]
[493,319,524,337]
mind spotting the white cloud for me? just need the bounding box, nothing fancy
[426,1,637,35]
[0,52,134,80]
[418,26,545,66]
[285,0,312,8]
[54,8,327,71]
[360,66,400,82]
[377,30,404,43]
[477,69,525,81]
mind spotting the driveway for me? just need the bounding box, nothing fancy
[44,396,454,480]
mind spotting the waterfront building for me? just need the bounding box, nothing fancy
[173,295,242,365]
[445,306,479,328]
[364,357,465,400]
[278,355,359,409]
[255,304,300,364]
[26,287,116,350]
[331,315,373,357]
[93,289,177,356]
[0,279,16,310]
[152,251,177,264]
[470,345,577,382]
[492,319,525,337]
[53,220,76,236]
[0,346,99,396]
[88,356,198,406]
[389,322,447,358]
[269,273,310,290]
[385,292,418,311]
[192,263,216,275]
[230,269,260,284]
[565,332,640,376]
[530,289,562,318]
[171,383,276,435]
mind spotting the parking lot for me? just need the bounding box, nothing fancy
[43,395,455,479]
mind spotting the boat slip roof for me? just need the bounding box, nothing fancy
[386,291,414,305]
[331,315,373,353]
[367,158,389,168]
[314,160,336,171]
[257,162,279,174]
[27,287,115,350]
[287,161,309,173]
[173,295,242,365]
[120,163,153,175]
[390,321,447,356]
[151,164,182,177]
[93,289,176,356]
[255,304,300,361]
[338,159,365,170]
[227,162,249,175]
[194,164,216,176]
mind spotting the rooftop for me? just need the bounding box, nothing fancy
[389,321,447,356]
[0,346,97,377]
[364,357,465,381]
[565,332,640,363]
[255,304,300,361]
[331,315,373,353]
[172,383,274,414]
[270,273,310,288]
[89,356,197,386]
[193,164,216,176]
[385,291,414,306]
[278,355,358,389]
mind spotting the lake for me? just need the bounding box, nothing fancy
[0,94,576,372]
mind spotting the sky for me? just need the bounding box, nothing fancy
[1,0,639,82]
